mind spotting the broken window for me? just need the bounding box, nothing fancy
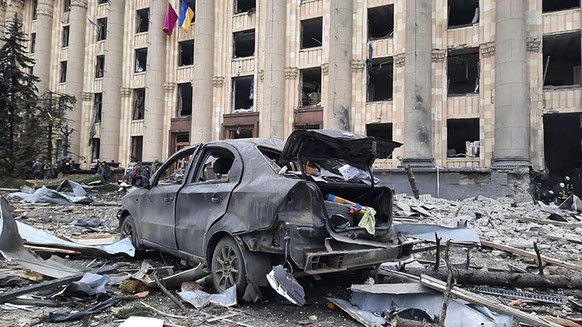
[136,8,149,33]
[294,123,321,130]
[178,40,194,66]
[448,0,479,28]
[233,30,255,58]
[62,26,69,47]
[368,5,394,40]
[228,126,253,139]
[543,32,581,87]
[300,68,322,107]
[32,0,37,20]
[91,138,100,162]
[135,48,147,73]
[177,83,192,116]
[133,88,145,120]
[543,0,580,13]
[232,76,254,111]
[301,17,323,49]
[94,93,102,123]
[59,61,67,83]
[30,33,36,53]
[235,0,255,14]
[367,57,393,102]
[447,118,480,158]
[131,136,143,163]
[447,48,479,95]
[366,123,393,141]
[543,113,582,178]
[97,18,107,41]
[63,0,70,12]
[95,55,105,78]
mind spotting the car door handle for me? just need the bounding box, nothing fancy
[211,194,222,203]
[163,196,174,202]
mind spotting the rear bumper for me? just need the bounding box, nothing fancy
[303,241,413,274]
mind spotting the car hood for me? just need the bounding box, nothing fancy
[279,129,402,170]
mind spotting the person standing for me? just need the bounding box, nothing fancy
[32,159,42,179]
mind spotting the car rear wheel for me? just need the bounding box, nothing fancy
[120,215,143,251]
[211,237,247,296]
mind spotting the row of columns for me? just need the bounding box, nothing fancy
[25,0,531,168]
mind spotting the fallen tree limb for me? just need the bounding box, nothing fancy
[380,267,582,289]
[481,240,582,272]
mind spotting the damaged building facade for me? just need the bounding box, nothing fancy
[2,0,581,198]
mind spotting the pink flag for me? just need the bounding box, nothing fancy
[163,2,178,36]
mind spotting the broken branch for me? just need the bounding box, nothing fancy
[153,272,188,315]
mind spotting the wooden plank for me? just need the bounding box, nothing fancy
[23,245,81,255]
[481,240,582,272]
[513,216,582,228]
[419,274,561,327]
[0,265,116,304]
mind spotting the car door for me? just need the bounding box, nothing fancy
[174,144,242,257]
[139,147,197,250]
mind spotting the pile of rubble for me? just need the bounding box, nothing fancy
[0,184,581,326]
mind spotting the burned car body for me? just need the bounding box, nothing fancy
[118,130,412,297]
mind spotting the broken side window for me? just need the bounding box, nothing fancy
[178,40,194,66]
[232,76,254,111]
[235,0,256,14]
[301,17,323,49]
[367,57,393,102]
[62,26,69,48]
[177,83,192,116]
[543,32,581,87]
[300,68,322,107]
[233,29,255,58]
[63,0,71,12]
[366,123,393,141]
[133,88,145,120]
[135,48,147,73]
[94,93,102,123]
[543,113,582,178]
[59,61,67,83]
[30,33,36,53]
[447,118,480,158]
[95,55,105,78]
[136,8,149,33]
[368,5,394,40]
[543,0,580,13]
[448,0,479,29]
[131,136,143,162]
[97,18,107,41]
[447,48,479,96]
[228,126,253,139]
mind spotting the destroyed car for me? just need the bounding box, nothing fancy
[118,130,412,298]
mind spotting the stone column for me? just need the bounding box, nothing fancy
[143,0,167,161]
[65,0,88,160]
[326,0,352,131]
[259,1,286,138]
[100,0,124,162]
[492,0,530,167]
[402,0,434,167]
[34,0,53,93]
[191,0,214,142]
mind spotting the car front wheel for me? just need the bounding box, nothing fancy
[211,237,247,296]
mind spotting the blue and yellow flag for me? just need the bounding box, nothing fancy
[178,0,194,32]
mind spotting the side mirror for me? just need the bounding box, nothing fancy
[131,176,151,189]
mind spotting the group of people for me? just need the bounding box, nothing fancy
[96,161,112,183]
[31,159,54,180]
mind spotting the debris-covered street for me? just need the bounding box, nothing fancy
[1,184,582,327]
